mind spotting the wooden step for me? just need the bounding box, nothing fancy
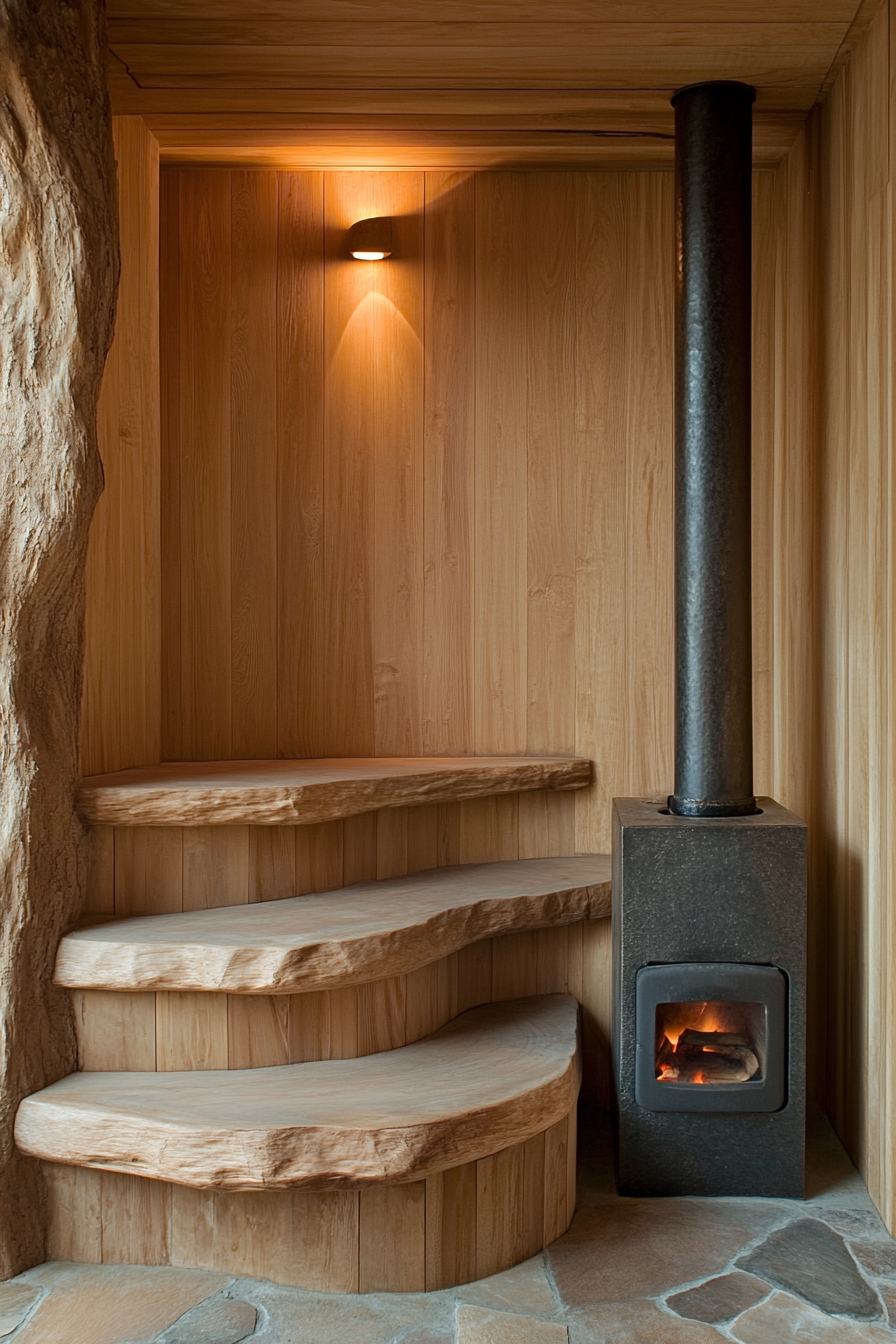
[76,755,591,827]
[17,995,579,1191]
[56,855,610,994]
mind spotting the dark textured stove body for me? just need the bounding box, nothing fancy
[612,796,806,1197]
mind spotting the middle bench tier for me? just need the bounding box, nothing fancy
[57,855,610,994]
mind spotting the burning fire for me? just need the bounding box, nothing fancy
[661,1001,726,1047]
[656,1000,760,1086]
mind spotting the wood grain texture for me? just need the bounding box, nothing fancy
[18,996,580,1190]
[359,1183,426,1292]
[113,827,183,916]
[136,124,802,175]
[72,990,156,1072]
[83,116,161,776]
[276,171,325,758]
[373,174,425,756]
[176,169,233,760]
[423,172,475,756]
[813,0,896,1234]
[42,1111,571,1290]
[78,756,591,826]
[56,855,609,993]
[105,7,850,132]
[231,170,278,758]
[425,1160,477,1291]
[474,173,527,756]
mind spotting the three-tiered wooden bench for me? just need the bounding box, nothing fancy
[18,757,607,1293]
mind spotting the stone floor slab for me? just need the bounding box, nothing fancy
[456,1256,560,1319]
[737,1218,882,1319]
[0,1283,40,1337]
[666,1270,770,1324]
[852,1242,896,1281]
[456,1304,568,1343]
[153,1294,257,1343]
[879,1285,896,1331]
[10,1264,227,1344]
[565,1299,725,1343]
[730,1290,896,1343]
[243,1281,455,1344]
[548,1196,783,1308]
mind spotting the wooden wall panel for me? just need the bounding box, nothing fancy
[231,170,279,758]
[276,172,325,759]
[422,171,475,757]
[82,117,161,776]
[813,0,896,1233]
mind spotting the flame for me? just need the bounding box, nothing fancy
[661,1001,730,1047]
[692,1071,706,1085]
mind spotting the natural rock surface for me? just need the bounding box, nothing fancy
[666,1270,769,1324]
[730,1290,893,1343]
[565,1299,724,1342]
[233,1278,456,1344]
[12,1264,225,1344]
[455,1305,568,1343]
[850,1240,896,1280]
[456,1256,560,1319]
[737,1218,883,1320]
[0,0,118,1275]
[155,1294,257,1343]
[0,1281,39,1335]
[548,1192,780,1307]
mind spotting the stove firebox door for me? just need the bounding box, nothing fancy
[635,962,786,1113]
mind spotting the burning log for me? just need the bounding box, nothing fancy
[656,1029,760,1084]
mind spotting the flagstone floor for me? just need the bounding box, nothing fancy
[3,1106,896,1343]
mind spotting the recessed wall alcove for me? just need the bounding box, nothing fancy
[17,0,895,1305]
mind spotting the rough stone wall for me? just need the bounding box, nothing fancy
[0,0,118,1275]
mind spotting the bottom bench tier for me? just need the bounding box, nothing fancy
[22,995,580,1292]
[42,1106,576,1292]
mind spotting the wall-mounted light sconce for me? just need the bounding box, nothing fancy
[348,216,393,260]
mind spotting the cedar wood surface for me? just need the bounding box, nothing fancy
[57,854,611,993]
[102,1,871,170]
[41,1108,576,1291]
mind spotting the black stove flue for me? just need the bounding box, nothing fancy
[611,82,807,1198]
[669,81,756,820]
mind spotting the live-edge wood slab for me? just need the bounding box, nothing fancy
[76,756,591,826]
[17,995,579,1191]
[56,855,610,993]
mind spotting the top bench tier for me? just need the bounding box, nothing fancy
[77,756,592,827]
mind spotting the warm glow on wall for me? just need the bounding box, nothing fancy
[348,216,393,260]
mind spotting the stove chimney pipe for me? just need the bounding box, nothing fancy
[668,81,758,819]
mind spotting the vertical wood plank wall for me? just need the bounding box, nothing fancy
[81,143,816,1113]
[84,117,161,776]
[814,0,896,1233]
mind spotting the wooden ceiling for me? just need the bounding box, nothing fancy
[107,0,876,169]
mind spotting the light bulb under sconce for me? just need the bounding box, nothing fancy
[348,216,393,260]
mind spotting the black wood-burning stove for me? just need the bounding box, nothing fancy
[612,81,807,1198]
